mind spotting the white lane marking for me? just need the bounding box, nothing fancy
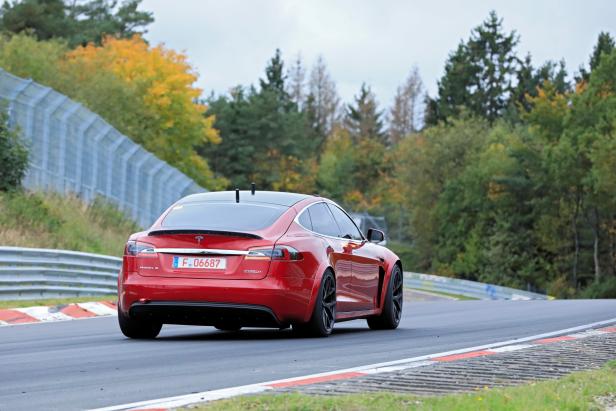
[15,306,73,322]
[568,329,608,339]
[488,344,535,353]
[362,361,435,374]
[90,317,616,411]
[78,302,117,316]
[91,384,270,411]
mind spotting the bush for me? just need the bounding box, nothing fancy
[0,108,28,191]
[581,277,616,299]
[387,241,417,272]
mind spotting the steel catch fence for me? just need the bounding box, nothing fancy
[0,69,204,228]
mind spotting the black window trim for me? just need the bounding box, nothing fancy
[294,201,366,243]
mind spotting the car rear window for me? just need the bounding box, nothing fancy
[162,202,288,232]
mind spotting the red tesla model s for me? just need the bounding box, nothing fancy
[118,190,403,338]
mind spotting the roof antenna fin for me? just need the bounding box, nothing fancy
[251,182,256,195]
[235,188,240,203]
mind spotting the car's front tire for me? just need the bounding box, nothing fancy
[367,265,403,330]
[294,270,336,337]
[118,309,162,339]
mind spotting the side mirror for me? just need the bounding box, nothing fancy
[367,228,385,243]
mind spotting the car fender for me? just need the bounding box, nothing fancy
[302,262,333,323]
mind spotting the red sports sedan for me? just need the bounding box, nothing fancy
[118,190,403,338]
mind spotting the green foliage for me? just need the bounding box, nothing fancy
[344,83,386,144]
[427,11,521,124]
[0,191,138,256]
[0,108,28,191]
[0,0,153,47]
[203,50,320,192]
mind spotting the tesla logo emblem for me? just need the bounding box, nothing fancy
[195,235,204,245]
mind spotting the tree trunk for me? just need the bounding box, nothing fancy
[572,194,580,287]
[592,207,601,283]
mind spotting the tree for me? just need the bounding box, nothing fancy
[286,53,306,109]
[306,55,340,139]
[0,0,153,47]
[0,107,28,191]
[509,54,569,116]
[64,35,223,188]
[203,50,319,192]
[427,11,520,124]
[344,83,386,144]
[578,31,615,81]
[388,65,424,143]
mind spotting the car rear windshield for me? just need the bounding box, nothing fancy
[161,202,288,232]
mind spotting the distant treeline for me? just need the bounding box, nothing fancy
[1,2,615,297]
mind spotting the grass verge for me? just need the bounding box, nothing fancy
[0,190,138,257]
[0,295,116,309]
[407,288,478,301]
[191,360,616,411]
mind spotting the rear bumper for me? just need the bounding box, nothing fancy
[119,271,316,326]
[129,301,281,327]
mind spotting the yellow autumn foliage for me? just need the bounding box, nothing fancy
[64,35,225,189]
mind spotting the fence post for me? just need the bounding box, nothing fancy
[75,114,99,195]
[57,103,82,194]
[40,95,68,189]
[106,134,125,200]
[118,145,140,211]
[90,125,113,201]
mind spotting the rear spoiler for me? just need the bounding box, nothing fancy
[147,229,262,240]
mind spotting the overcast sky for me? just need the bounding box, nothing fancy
[142,0,615,108]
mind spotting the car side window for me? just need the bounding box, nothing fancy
[327,204,363,241]
[298,208,313,231]
[307,203,340,237]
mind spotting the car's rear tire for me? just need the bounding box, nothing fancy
[294,270,336,337]
[118,309,162,339]
[367,265,403,330]
[215,323,242,332]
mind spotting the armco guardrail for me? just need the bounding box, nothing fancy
[0,69,204,228]
[0,247,120,300]
[404,272,550,300]
[0,246,550,301]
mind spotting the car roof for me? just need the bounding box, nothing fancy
[179,190,313,207]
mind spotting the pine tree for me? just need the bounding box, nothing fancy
[427,11,520,124]
[578,32,615,81]
[344,83,386,144]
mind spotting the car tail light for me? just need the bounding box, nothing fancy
[125,240,156,256]
[247,245,302,261]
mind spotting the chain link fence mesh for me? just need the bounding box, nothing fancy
[0,69,204,228]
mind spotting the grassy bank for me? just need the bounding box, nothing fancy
[192,360,616,411]
[0,295,116,309]
[0,190,138,257]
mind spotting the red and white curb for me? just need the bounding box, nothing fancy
[0,301,117,326]
[91,317,616,411]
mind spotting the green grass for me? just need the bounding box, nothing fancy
[408,288,478,301]
[0,295,116,309]
[0,190,138,257]
[191,360,616,411]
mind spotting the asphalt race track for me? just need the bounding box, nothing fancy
[1,299,616,410]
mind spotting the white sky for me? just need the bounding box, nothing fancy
[142,0,615,109]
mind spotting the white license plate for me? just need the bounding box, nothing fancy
[172,256,226,270]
